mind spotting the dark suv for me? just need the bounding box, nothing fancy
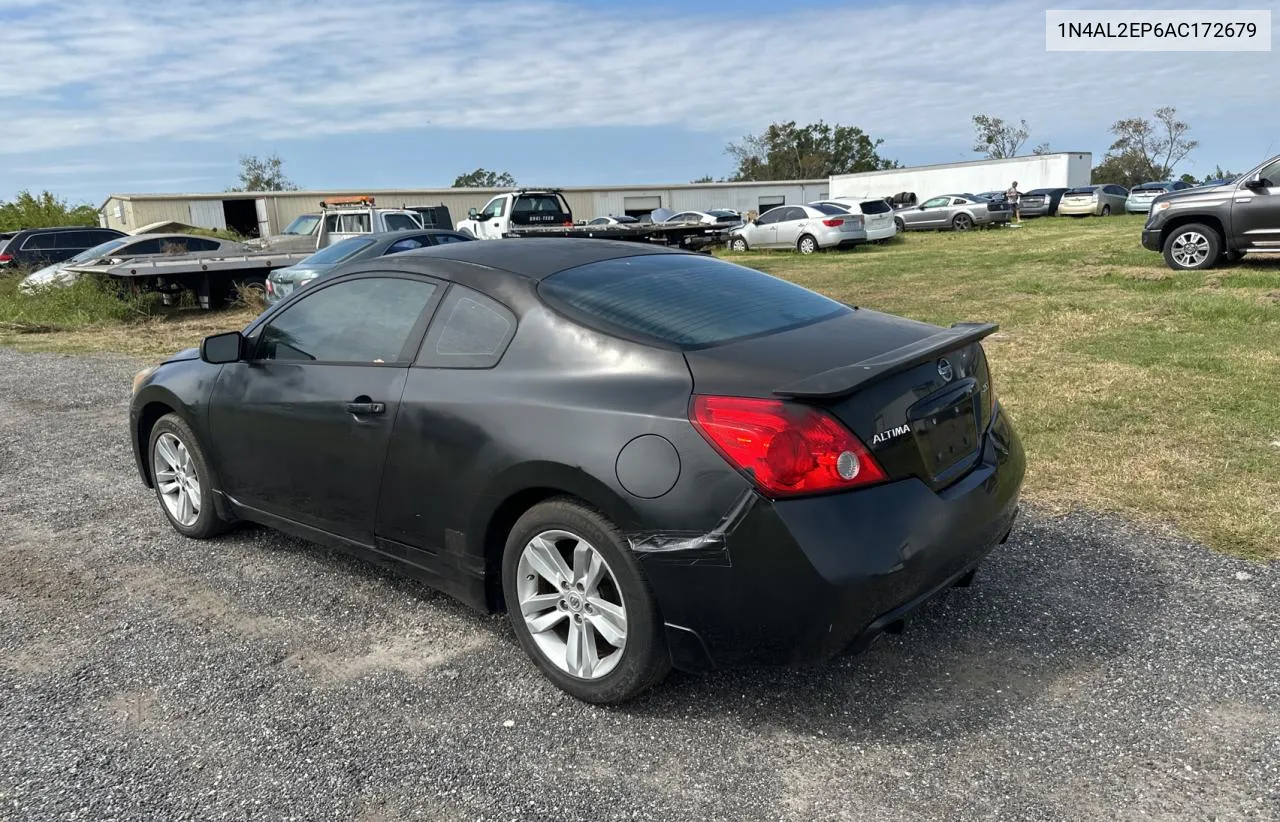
[0,226,127,269]
[1141,154,1280,270]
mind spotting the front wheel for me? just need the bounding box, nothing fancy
[1162,223,1221,271]
[729,236,749,252]
[952,213,973,231]
[502,499,670,704]
[148,413,227,539]
[797,235,818,254]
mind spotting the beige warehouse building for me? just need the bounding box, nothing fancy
[98,180,830,237]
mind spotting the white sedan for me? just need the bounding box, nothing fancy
[727,204,867,253]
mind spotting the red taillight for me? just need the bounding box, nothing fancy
[821,218,844,227]
[563,220,573,226]
[690,395,887,497]
[0,253,12,263]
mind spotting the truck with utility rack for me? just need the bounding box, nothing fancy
[1141,153,1280,270]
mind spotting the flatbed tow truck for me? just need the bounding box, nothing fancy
[455,190,732,250]
[60,196,425,309]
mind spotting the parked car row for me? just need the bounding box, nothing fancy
[0,226,126,269]
[18,233,249,293]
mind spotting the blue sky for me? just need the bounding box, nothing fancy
[1,0,1277,204]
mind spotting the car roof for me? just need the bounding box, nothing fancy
[343,237,692,282]
[12,225,119,236]
[124,233,230,242]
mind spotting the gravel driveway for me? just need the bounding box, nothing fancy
[1,347,1277,821]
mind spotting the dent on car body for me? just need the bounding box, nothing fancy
[624,488,755,567]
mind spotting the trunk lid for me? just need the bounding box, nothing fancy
[683,310,997,491]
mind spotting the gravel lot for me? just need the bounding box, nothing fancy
[1,346,1277,822]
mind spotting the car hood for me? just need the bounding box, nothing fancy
[1150,183,1235,208]
[163,347,200,364]
[19,262,73,289]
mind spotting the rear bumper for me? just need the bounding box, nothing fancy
[1126,202,1154,213]
[644,405,1026,671]
[1019,203,1051,217]
[816,229,869,248]
[865,222,897,241]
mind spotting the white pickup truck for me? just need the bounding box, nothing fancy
[455,190,576,239]
[251,196,425,252]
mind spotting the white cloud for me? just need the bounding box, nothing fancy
[0,0,1276,160]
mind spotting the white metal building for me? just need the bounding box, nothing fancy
[97,180,830,237]
[829,153,1093,200]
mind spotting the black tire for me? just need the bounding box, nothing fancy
[147,413,228,539]
[797,234,818,254]
[894,217,906,232]
[952,213,973,231]
[1101,204,1112,216]
[729,236,749,252]
[502,498,670,704]
[1162,223,1222,271]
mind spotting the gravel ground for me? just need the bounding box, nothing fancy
[1,346,1277,822]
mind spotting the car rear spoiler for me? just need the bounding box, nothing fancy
[773,321,999,399]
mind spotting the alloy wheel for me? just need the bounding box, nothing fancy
[152,432,201,527]
[1171,230,1210,268]
[798,236,817,254]
[516,530,628,680]
[954,214,973,231]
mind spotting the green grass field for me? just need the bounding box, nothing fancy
[2,214,1277,559]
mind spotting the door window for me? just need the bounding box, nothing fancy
[21,232,57,250]
[54,231,93,249]
[921,197,950,208]
[779,207,807,222]
[756,208,785,225]
[479,198,506,219]
[255,277,438,363]
[1255,160,1280,187]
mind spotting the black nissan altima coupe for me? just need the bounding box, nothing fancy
[129,238,1024,703]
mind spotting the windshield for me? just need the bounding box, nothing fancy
[283,215,321,235]
[299,237,376,265]
[67,238,129,263]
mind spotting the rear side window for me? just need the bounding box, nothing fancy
[540,254,850,349]
[21,233,57,250]
[809,203,845,216]
[859,199,892,214]
[417,286,517,369]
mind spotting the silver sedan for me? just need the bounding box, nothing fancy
[727,204,867,253]
[893,194,1012,232]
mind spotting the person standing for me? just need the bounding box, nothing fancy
[1005,181,1022,224]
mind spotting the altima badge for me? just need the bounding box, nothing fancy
[937,358,954,382]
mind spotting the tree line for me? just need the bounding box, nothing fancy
[0,107,1238,231]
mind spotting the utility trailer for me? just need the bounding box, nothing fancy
[455,189,731,251]
[62,250,313,310]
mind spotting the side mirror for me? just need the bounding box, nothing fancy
[1243,176,1264,190]
[468,207,479,218]
[918,204,927,210]
[201,330,245,364]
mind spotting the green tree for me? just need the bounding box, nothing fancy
[228,153,298,192]
[691,175,716,183]
[1096,106,1198,188]
[0,190,99,231]
[725,120,897,181]
[452,168,517,188]
[971,115,1030,159]
[1202,165,1238,183]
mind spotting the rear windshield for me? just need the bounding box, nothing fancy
[301,236,376,265]
[1132,185,1167,193]
[1066,186,1098,194]
[858,199,892,214]
[539,253,850,349]
[513,194,567,214]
